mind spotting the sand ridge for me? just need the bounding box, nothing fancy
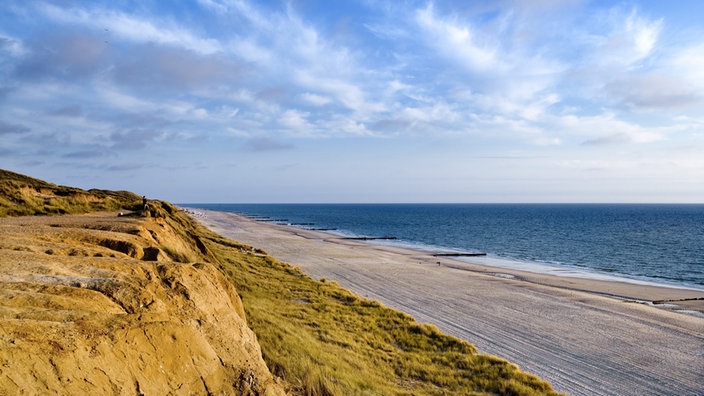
[200,209,704,396]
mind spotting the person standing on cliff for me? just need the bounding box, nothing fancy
[142,196,147,211]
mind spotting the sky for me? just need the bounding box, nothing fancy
[1,0,703,203]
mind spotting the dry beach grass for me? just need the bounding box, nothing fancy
[200,209,704,396]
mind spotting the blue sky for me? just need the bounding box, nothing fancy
[1,0,703,203]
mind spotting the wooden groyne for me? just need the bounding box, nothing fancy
[342,236,398,241]
[432,252,487,257]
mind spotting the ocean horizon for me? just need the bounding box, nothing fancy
[184,203,704,291]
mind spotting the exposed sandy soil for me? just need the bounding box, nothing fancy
[200,210,704,396]
[0,212,284,395]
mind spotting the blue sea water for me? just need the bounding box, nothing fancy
[185,204,704,290]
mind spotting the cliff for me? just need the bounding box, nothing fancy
[0,171,284,395]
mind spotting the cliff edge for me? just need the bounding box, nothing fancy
[0,172,284,395]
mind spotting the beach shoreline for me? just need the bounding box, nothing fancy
[361,238,704,309]
[188,208,704,316]
[183,203,704,292]
[193,208,704,395]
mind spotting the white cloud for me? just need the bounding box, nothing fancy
[665,43,704,95]
[474,114,561,146]
[588,7,662,70]
[321,116,373,137]
[215,0,273,30]
[599,36,704,111]
[225,127,250,138]
[555,112,665,145]
[192,108,209,119]
[39,3,222,55]
[364,22,407,40]
[470,92,560,122]
[625,10,661,61]
[415,4,503,74]
[219,106,240,118]
[279,109,311,131]
[229,38,273,63]
[301,93,332,106]
[605,73,702,110]
[669,43,704,80]
[196,0,228,14]
[295,70,385,117]
[0,32,26,57]
[98,86,154,112]
[400,102,460,125]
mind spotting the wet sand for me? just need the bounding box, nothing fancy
[197,209,704,396]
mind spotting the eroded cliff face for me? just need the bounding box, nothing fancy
[0,211,284,395]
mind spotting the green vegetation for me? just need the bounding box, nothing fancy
[0,169,142,216]
[0,168,561,395]
[201,233,561,395]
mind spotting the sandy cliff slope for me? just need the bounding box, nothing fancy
[0,210,284,395]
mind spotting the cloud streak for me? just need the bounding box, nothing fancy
[39,3,223,55]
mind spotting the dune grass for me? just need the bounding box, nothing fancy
[202,232,562,395]
[0,169,141,216]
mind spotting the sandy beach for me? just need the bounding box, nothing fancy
[196,209,704,396]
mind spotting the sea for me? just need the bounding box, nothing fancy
[184,203,704,291]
